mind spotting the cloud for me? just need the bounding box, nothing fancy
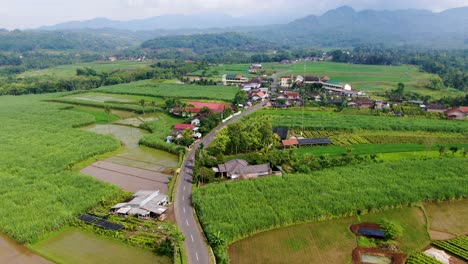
[0,0,467,29]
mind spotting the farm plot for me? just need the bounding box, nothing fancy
[254,109,468,133]
[31,228,170,264]
[0,95,122,243]
[193,158,468,247]
[424,200,468,239]
[95,79,239,101]
[82,124,178,194]
[20,61,153,79]
[229,207,428,264]
[0,233,51,264]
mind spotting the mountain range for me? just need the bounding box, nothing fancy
[38,13,293,31]
[21,6,468,49]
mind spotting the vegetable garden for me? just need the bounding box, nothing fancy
[432,237,468,261]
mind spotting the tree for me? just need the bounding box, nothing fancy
[178,128,194,147]
[428,76,443,90]
[104,105,112,123]
[139,99,146,114]
[233,90,248,106]
[379,219,403,240]
[439,145,447,156]
[449,146,458,155]
[209,231,226,247]
[150,100,156,113]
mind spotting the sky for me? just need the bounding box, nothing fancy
[1,0,467,29]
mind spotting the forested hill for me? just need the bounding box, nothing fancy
[252,6,468,48]
[141,32,276,53]
[0,30,139,52]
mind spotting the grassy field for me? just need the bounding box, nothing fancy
[19,61,153,79]
[31,228,171,264]
[95,79,239,101]
[193,158,467,246]
[0,94,122,243]
[255,109,468,133]
[229,206,429,264]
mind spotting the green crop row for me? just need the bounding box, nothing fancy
[406,253,443,264]
[433,238,468,260]
[256,109,468,133]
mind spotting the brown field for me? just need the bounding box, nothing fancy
[424,199,468,239]
[0,233,51,264]
[81,161,170,193]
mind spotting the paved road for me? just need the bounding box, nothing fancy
[174,103,264,264]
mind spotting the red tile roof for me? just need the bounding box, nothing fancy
[282,139,299,146]
[186,102,230,113]
[284,91,300,98]
[446,106,468,114]
[252,91,265,98]
[174,124,195,130]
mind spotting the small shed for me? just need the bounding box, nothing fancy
[273,127,289,140]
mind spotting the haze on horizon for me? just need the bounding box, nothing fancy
[1,0,467,30]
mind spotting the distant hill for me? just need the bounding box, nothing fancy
[141,32,275,53]
[0,29,139,52]
[251,6,468,48]
[38,13,293,31]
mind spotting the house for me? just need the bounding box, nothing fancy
[191,118,201,126]
[273,127,289,140]
[282,139,299,147]
[297,138,332,146]
[222,74,249,86]
[251,91,267,101]
[187,75,205,82]
[284,91,300,100]
[250,63,263,69]
[111,190,168,218]
[320,76,330,82]
[445,107,468,120]
[174,124,196,131]
[348,98,375,109]
[214,159,271,180]
[185,102,230,114]
[171,124,198,138]
[425,103,447,113]
[280,75,294,88]
[375,100,391,110]
[303,76,320,84]
[242,82,262,91]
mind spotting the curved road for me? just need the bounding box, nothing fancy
[174,103,264,264]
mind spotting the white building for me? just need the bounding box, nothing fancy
[111,190,168,218]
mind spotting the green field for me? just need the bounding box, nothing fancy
[193,158,467,247]
[190,61,464,98]
[68,106,120,124]
[255,109,468,133]
[293,143,468,157]
[0,94,122,243]
[95,79,239,101]
[229,206,429,264]
[31,228,171,264]
[19,61,153,79]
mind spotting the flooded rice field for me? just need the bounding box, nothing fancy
[0,233,51,264]
[82,124,178,194]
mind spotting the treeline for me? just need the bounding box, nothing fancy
[0,61,208,96]
[331,47,468,91]
[0,29,136,52]
[0,52,102,74]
